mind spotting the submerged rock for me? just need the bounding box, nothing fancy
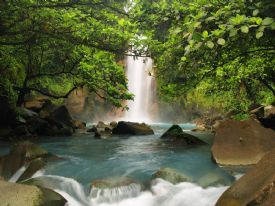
[160,125,206,145]
[152,167,192,184]
[211,119,275,166]
[216,147,275,206]
[112,121,154,135]
[0,180,66,206]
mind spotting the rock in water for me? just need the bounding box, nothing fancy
[212,119,275,166]
[216,147,275,206]
[160,125,206,145]
[0,141,52,181]
[90,177,142,202]
[112,121,154,135]
[0,180,66,206]
[152,167,191,184]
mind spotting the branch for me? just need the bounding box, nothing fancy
[27,86,78,99]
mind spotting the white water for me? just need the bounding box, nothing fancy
[8,165,27,183]
[124,56,154,123]
[26,175,228,206]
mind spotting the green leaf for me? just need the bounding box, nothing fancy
[172,27,182,34]
[262,17,274,26]
[181,56,187,61]
[256,31,263,39]
[241,25,249,33]
[217,38,226,45]
[252,9,259,16]
[202,30,208,38]
[271,22,275,30]
[206,41,214,49]
[229,28,238,37]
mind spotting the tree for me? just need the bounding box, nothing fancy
[131,0,275,114]
[0,0,134,108]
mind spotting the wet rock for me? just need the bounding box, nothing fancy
[0,180,66,206]
[97,121,108,129]
[216,147,275,206]
[211,119,275,166]
[0,141,52,180]
[12,125,32,138]
[110,121,118,128]
[72,119,86,129]
[17,158,46,182]
[87,126,97,133]
[197,169,235,187]
[161,125,206,145]
[91,177,141,189]
[152,167,191,184]
[112,121,154,135]
[38,100,57,118]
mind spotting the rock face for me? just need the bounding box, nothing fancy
[216,147,275,206]
[160,125,206,145]
[152,168,191,184]
[112,121,154,135]
[212,119,275,166]
[0,141,52,181]
[0,180,66,206]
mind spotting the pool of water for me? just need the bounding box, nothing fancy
[0,123,233,206]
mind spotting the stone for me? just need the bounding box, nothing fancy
[112,121,154,135]
[97,121,108,128]
[110,121,118,128]
[0,180,66,206]
[87,126,97,133]
[27,117,55,136]
[18,107,38,120]
[91,177,140,189]
[49,105,73,128]
[0,141,51,180]
[152,167,191,184]
[211,119,275,166]
[12,125,31,137]
[216,147,275,206]
[17,158,46,182]
[161,125,206,145]
[72,119,86,129]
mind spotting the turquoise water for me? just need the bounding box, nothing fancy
[22,123,231,187]
[0,123,234,206]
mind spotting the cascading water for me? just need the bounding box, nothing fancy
[124,56,155,122]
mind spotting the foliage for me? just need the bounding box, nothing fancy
[0,0,134,108]
[131,0,275,114]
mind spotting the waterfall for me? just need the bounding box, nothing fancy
[24,175,228,206]
[124,56,154,123]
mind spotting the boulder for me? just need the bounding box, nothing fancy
[216,147,275,206]
[0,141,51,180]
[38,100,57,118]
[72,119,86,129]
[160,125,206,145]
[0,180,66,206]
[112,121,154,135]
[97,121,108,129]
[110,121,118,128]
[152,168,191,184]
[91,177,140,189]
[49,105,73,128]
[18,107,38,120]
[211,119,275,166]
[27,117,57,136]
[17,158,46,182]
